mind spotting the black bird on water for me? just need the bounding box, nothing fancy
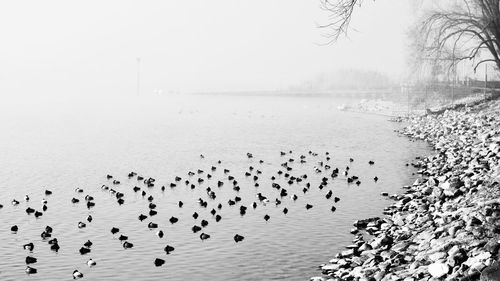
[23,242,34,251]
[111,227,120,234]
[325,190,333,199]
[257,193,267,202]
[198,199,208,208]
[51,243,60,252]
[79,247,91,255]
[41,231,51,239]
[192,225,202,233]
[199,233,211,240]
[25,256,37,264]
[305,204,313,210]
[154,258,165,267]
[25,266,37,274]
[234,234,245,243]
[240,205,247,215]
[169,217,179,224]
[164,245,175,254]
[264,214,270,222]
[201,220,209,227]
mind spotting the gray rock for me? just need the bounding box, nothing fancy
[429,251,447,262]
[482,263,500,281]
[484,238,500,255]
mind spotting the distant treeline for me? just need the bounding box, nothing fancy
[289,69,395,92]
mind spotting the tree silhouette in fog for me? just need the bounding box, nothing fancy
[320,0,500,72]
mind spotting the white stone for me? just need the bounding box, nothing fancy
[463,251,491,267]
[321,264,340,272]
[440,181,450,190]
[428,262,449,278]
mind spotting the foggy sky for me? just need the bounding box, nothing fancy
[0,1,412,96]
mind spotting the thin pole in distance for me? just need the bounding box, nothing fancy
[136,57,141,96]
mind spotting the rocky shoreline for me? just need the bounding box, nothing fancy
[312,98,500,280]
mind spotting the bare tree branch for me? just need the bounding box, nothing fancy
[318,0,361,43]
[413,0,500,76]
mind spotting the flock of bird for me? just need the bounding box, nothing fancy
[4,150,377,279]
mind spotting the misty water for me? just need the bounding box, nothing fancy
[0,94,431,281]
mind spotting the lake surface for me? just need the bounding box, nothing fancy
[0,94,431,281]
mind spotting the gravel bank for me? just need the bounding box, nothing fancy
[312,99,500,281]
